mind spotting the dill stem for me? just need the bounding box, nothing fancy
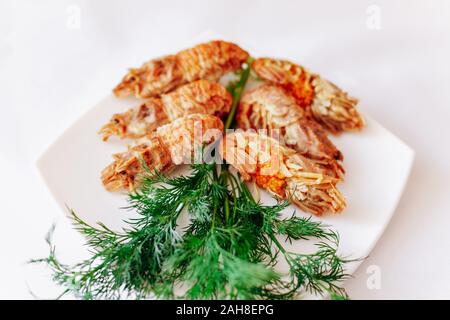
[219,58,253,226]
[212,164,219,181]
[227,173,238,220]
[224,57,253,130]
[224,193,230,224]
[211,205,217,229]
[270,233,294,269]
[270,233,287,255]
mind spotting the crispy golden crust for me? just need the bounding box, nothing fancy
[114,41,249,98]
[100,80,232,141]
[101,136,173,192]
[221,131,346,215]
[237,84,344,179]
[177,40,249,82]
[252,58,364,134]
[102,114,224,192]
[160,80,232,121]
[156,113,223,165]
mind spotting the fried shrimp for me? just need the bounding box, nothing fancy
[100,80,232,141]
[237,84,344,179]
[101,114,224,192]
[252,58,364,134]
[114,40,249,98]
[221,131,346,215]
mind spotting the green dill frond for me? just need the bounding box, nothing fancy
[275,215,339,243]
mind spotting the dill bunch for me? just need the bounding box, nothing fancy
[31,58,353,300]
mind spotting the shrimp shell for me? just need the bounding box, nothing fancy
[252,58,364,134]
[100,80,232,141]
[237,84,344,179]
[102,114,224,192]
[114,41,249,98]
[221,131,346,215]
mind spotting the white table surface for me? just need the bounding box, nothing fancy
[1,0,450,299]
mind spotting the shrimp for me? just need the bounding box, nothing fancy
[101,114,224,192]
[100,80,232,141]
[237,84,344,179]
[114,40,249,98]
[252,58,364,134]
[221,131,346,215]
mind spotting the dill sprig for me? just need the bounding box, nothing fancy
[31,59,353,300]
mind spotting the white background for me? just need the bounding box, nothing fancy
[1,0,450,299]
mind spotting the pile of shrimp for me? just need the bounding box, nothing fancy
[99,40,365,216]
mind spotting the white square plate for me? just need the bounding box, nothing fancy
[36,32,414,297]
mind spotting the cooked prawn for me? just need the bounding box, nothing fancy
[100,80,232,141]
[101,114,224,192]
[221,131,346,215]
[114,40,249,98]
[237,84,344,179]
[252,58,364,134]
